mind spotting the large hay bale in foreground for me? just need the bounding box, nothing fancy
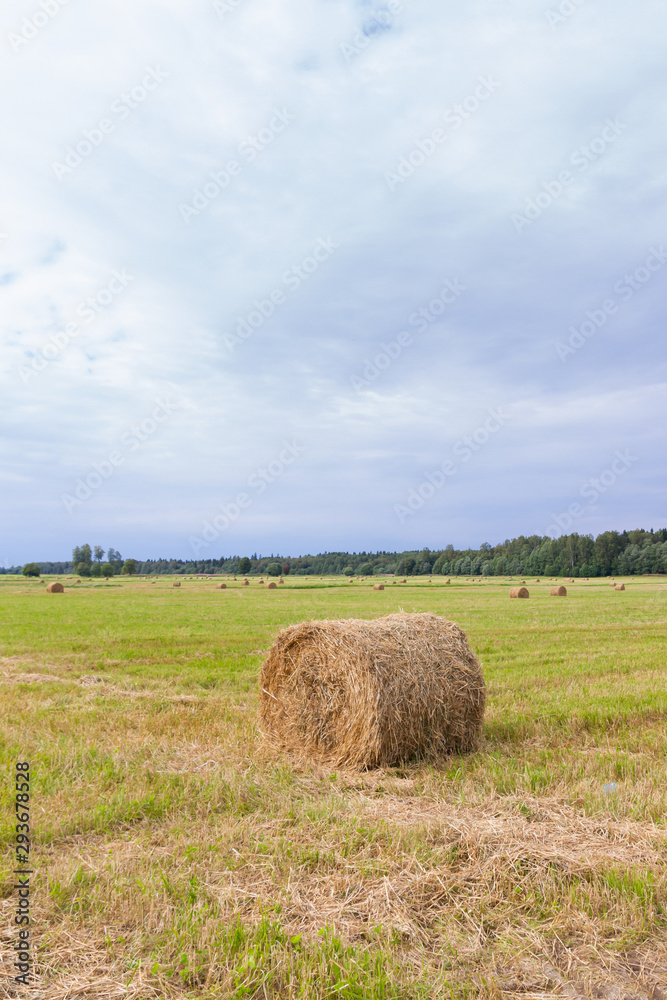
[373,583,384,591]
[550,586,567,597]
[266,582,277,589]
[46,582,64,593]
[216,583,227,589]
[509,586,529,598]
[259,612,485,769]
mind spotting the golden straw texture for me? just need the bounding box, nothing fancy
[259,612,485,769]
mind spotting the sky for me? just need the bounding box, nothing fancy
[1,0,666,565]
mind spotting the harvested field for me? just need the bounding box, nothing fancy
[0,574,666,999]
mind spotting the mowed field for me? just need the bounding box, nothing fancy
[1,575,666,999]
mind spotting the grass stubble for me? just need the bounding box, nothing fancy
[0,575,666,998]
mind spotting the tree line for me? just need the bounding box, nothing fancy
[7,528,667,578]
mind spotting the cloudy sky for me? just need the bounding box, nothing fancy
[1,0,665,565]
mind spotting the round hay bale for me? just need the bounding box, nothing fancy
[46,582,64,593]
[243,579,249,586]
[259,612,485,769]
[173,582,181,588]
[259,579,264,584]
[266,582,277,589]
[509,586,529,599]
[444,579,451,585]
[278,579,284,585]
[615,583,625,591]
[609,582,616,588]
[75,579,81,583]
[534,578,540,583]
[349,579,354,584]
[373,583,384,591]
[550,586,567,597]
[216,583,227,589]
[399,578,406,584]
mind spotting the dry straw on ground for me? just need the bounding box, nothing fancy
[46,582,64,593]
[550,586,567,597]
[259,612,486,770]
[509,586,529,598]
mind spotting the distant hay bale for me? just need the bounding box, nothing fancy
[75,579,81,583]
[243,579,249,586]
[373,583,384,591]
[173,582,181,588]
[349,579,354,584]
[216,583,227,589]
[259,612,486,769]
[266,582,277,589]
[615,583,625,591]
[46,582,64,594]
[445,579,451,585]
[399,578,406,584]
[535,578,540,582]
[609,583,616,588]
[550,586,567,597]
[509,587,529,599]
[278,579,284,585]
[259,579,264,584]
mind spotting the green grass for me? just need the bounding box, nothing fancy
[1,574,666,997]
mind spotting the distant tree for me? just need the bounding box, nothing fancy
[101,563,114,577]
[266,561,282,577]
[238,557,251,574]
[282,563,290,575]
[122,559,138,575]
[396,556,416,576]
[73,544,92,573]
[93,545,105,563]
[107,548,123,567]
[91,563,101,577]
[22,563,40,577]
[343,565,354,576]
[358,562,374,576]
